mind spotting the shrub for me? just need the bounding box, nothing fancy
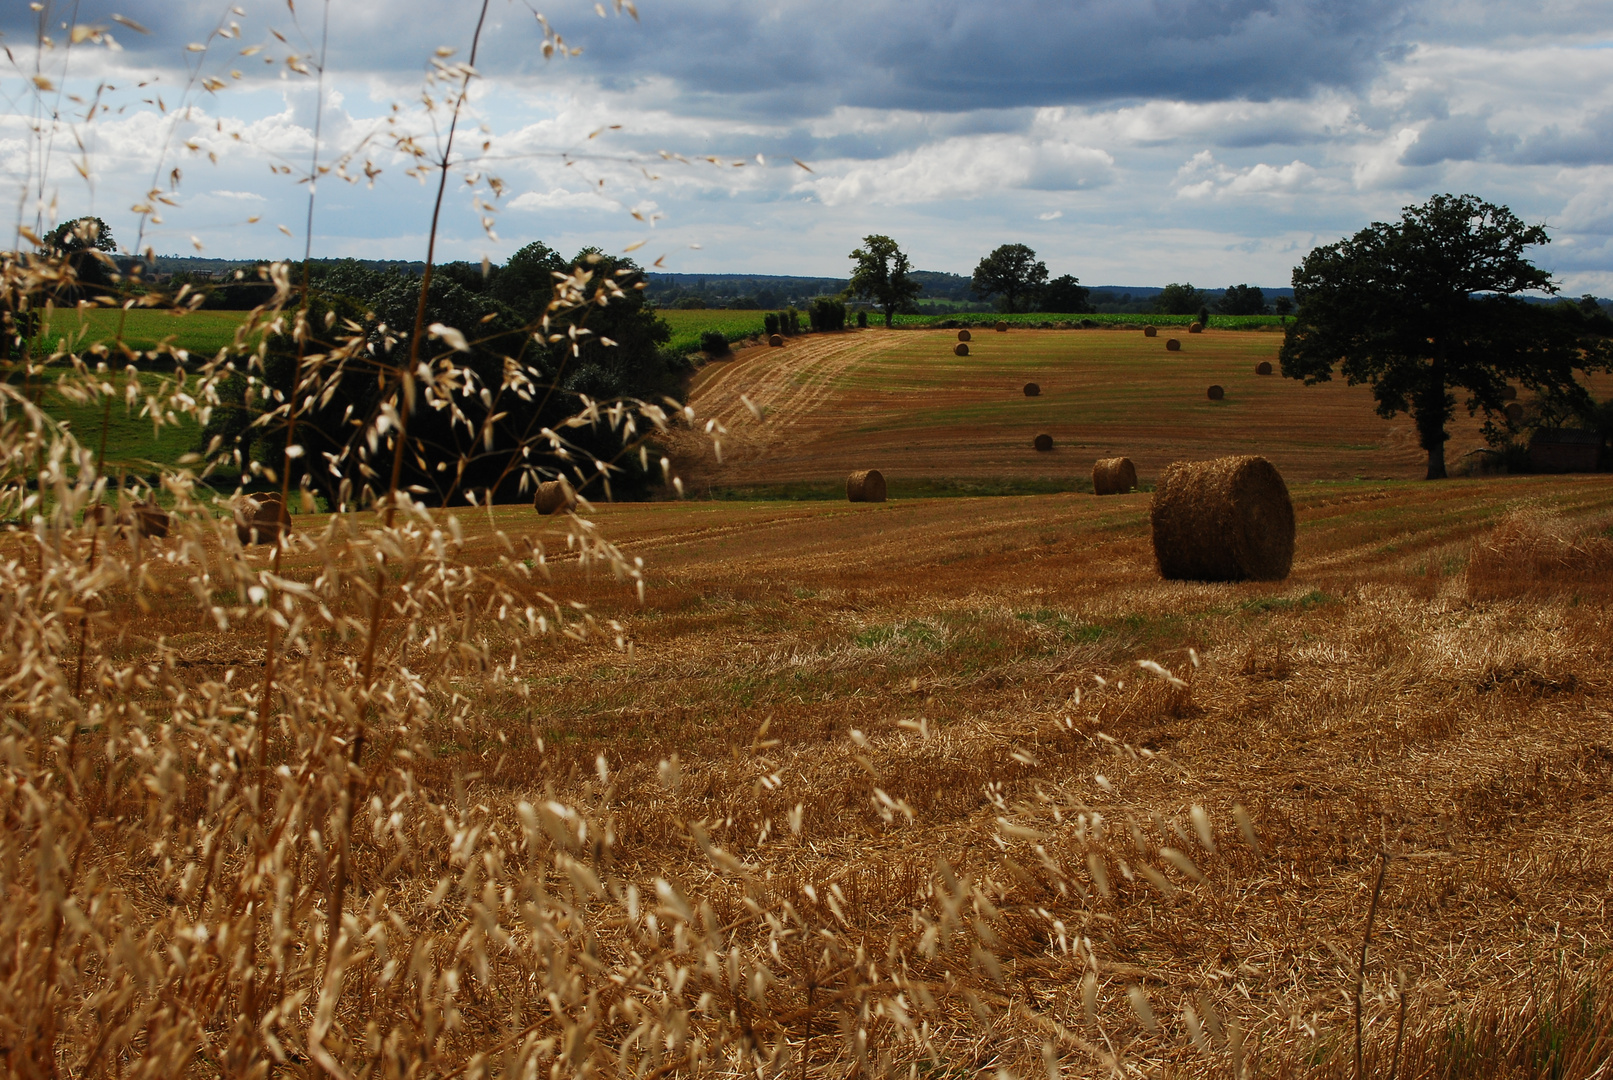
[699,329,729,355]
[857,310,868,328]
[763,312,779,336]
[786,308,801,334]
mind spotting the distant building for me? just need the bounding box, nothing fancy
[1528,428,1603,472]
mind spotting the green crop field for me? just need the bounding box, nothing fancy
[25,370,207,473]
[654,308,771,354]
[30,306,259,361]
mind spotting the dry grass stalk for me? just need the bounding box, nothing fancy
[1466,509,1613,599]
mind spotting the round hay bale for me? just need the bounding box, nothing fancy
[995,321,1009,333]
[534,480,576,515]
[1023,382,1040,397]
[847,469,887,503]
[1501,385,1517,401]
[1143,325,1158,338]
[1033,434,1054,452]
[1504,402,1524,423]
[132,499,169,538]
[1207,384,1225,401]
[1150,455,1294,582]
[957,329,972,342]
[1166,338,1181,352]
[235,493,290,546]
[1092,456,1138,496]
[1255,361,1273,376]
[954,342,970,356]
[1189,322,1204,334]
[769,334,784,347]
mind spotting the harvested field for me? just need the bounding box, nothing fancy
[671,329,1588,493]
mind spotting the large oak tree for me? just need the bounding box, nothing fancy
[971,243,1047,314]
[1280,194,1612,479]
[847,235,922,327]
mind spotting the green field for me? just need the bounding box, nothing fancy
[654,308,771,354]
[25,370,206,473]
[30,307,259,361]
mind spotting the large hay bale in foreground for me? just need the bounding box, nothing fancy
[954,342,969,356]
[995,321,1009,333]
[847,469,887,503]
[957,329,972,342]
[1165,338,1181,352]
[1033,434,1054,452]
[1092,456,1137,495]
[1151,455,1294,581]
[769,334,784,347]
[1207,384,1225,400]
[235,494,290,546]
[1143,325,1157,338]
[534,480,577,515]
[1255,361,1273,375]
[1023,382,1040,397]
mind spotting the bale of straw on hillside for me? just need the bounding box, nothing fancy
[1189,323,1203,334]
[1144,325,1157,338]
[846,469,887,503]
[235,493,290,546]
[1207,384,1225,400]
[1501,385,1518,401]
[768,334,783,347]
[1092,456,1138,495]
[1150,455,1294,581]
[957,329,972,342]
[1166,338,1181,352]
[534,480,577,515]
[1033,434,1054,452]
[1023,382,1040,397]
[996,321,1009,333]
[1505,402,1524,423]
[1255,361,1273,375]
[131,500,169,538]
[954,342,969,356]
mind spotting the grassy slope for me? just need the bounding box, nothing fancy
[671,327,1562,491]
[32,306,257,360]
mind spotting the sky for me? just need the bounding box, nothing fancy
[4,0,1613,292]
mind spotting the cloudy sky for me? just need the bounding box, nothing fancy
[4,0,1613,291]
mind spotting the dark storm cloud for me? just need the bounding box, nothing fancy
[1399,113,1514,166]
[1508,109,1613,166]
[7,0,1414,116]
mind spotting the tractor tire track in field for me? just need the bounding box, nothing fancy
[672,333,874,474]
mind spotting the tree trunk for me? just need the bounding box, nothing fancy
[883,307,893,328]
[1419,352,1450,480]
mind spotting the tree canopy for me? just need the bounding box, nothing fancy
[971,244,1048,314]
[847,236,922,327]
[1216,284,1268,316]
[43,216,117,290]
[1279,193,1613,479]
[1039,274,1093,314]
[1151,282,1207,316]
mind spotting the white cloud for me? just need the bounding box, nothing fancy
[209,190,267,201]
[510,189,624,213]
[1039,210,1063,221]
[1175,153,1324,200]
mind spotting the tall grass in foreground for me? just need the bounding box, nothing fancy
[4,10,1612,1080]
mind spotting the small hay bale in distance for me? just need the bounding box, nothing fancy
[957,329,972,342]
[1189,323,1204,334]
[1023,382,1040,397]
[1166,338,1182,352]
[1207,384,1225,400]
[235,493,290,546]
[846,469,887,503]
[996,321,1009,333]
[1033,433,1054,452]
[131,499,170,538]
[1505,402,1525,423]
[1255,361,1273,375]
[768,334,784,347]
[954,342,970,356]
[1151,455,1294,582]
[1092,456,1138,496]
[1144,325,1158,338]
[533,480,576,515]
